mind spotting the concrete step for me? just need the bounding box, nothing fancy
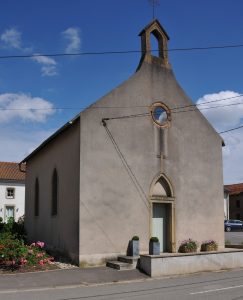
[118,255,139,263]
[118,255,139,267]
[106,260,135,271]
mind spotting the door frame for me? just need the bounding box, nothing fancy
[150,198,175,252]
[149,173,176,253]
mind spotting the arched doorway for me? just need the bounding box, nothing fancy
[149,173,175,252]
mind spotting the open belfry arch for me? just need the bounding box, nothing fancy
[138,19,170,69]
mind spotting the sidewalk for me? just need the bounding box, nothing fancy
[0,267,149,291]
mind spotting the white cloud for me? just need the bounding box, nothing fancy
[222,130,243,184]
[62,27,81,53]
[196,90,243,184]
[32,55,58,76]
[0,28,32,53]
[0,127,56,162]
[0,93,55,123]
[1,28,22,49]
[196,91,243,131]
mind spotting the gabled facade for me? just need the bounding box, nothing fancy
[0,162,25,222]
[21,20,224,265]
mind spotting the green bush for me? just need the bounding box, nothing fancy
[150,237,159,243]
[178,238,198,253]
[0,235,27,263]
[0,216,26,242]
[132,236,139,241]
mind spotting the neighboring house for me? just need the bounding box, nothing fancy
[20,20,224,265]
[224,183,243,220]
[224,187,230,220]
[0,162,25,222]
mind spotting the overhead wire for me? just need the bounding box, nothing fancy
[0,93,242,111]
[0,44,242,134]
[0,43,243,60]
[219,125,243,134]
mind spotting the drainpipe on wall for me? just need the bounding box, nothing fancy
[18,162,26,173]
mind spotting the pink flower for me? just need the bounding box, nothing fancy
[36,252,45,258]
[20,258,27,265]
[36,241,45,248]
[30,243,36,247]
[38,260,44,265]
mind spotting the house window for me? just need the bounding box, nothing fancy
[51,168,58,216]
[236,213,241,220]
[236,200,240,208]
[34,178,39,217]
[6,188,15,199]
[5,206,15,222]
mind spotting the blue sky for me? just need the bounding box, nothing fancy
[0,0,243,184]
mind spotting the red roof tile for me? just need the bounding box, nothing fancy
[224,183,243,195]
[0,162,25,181]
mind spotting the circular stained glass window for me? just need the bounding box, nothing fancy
[150,102,171,128]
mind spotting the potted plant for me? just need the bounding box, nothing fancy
[201,240,218,252]
[149,237,160,255]
[178,238,198,253]
[128,236,139,256]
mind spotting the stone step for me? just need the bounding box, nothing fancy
[118,255,139,266]
[106,260,135,270]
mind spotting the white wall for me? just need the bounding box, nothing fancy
[0,181,25,222]
[224,191,229,220]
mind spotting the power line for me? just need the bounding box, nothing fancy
[170,94,243,111]
[0,43,243,60]
[172,101,243,113]
[101,102,243,123]
[219,124,243,134]
[0,94,243,111]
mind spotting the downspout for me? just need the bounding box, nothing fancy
[18,162,26,173]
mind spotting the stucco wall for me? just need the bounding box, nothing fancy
[25,119,80,263]
[78,61,224,264]
[0,181,25,222]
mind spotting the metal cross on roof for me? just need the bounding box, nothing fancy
[148,0,160,20]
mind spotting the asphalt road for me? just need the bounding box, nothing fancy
[2,268,243,300]
[225,231,243,245]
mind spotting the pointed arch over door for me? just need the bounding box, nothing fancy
[150,173,175,253]
[150,173,174,199]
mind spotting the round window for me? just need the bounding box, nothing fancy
[150,102,171,128]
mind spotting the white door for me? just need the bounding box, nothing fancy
[5,206,15,222]
[152,203,167,252]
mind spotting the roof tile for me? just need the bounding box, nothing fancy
[224,183,243,195]
[0,162,25,181]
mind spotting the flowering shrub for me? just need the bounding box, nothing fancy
[201,240,218,252]
[0,234,27,264]
[0,235,54,269]
[178,238,198,253]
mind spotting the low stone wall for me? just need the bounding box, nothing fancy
[140,249,243,277]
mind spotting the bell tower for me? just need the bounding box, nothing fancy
[137,19,170,70]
